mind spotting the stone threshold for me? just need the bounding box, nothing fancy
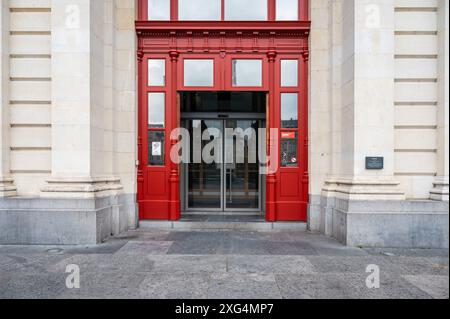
[139,214,308,231]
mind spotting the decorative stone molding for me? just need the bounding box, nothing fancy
[430,176,449,201]
[0,177,17,197]
[322,178,405,201]
[41,176,123,199]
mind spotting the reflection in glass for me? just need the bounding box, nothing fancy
[281,133,298,167]
[188,120,223,209]
[148,93,165,128]
[148,59,165,86]
[225,120,260,209]
[148,131,165,166]
[232,60,262,87]
[181,92,266,113]
[179,0,221,21]
[281,93,298,128]
[225,0,267,21]
[148,0,170,21]
[184,60,214,87]
[276,0,298,21]
[281,60,298,87]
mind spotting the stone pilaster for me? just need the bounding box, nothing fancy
[0,0,16,197]
[331,0,404,200]
[41,0,122,198]
[431,0,449,201]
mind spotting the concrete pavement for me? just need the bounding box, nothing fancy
[0,229,448,299]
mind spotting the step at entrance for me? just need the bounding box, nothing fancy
[139,214,308,231]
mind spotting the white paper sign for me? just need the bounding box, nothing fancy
[152,142,162,156]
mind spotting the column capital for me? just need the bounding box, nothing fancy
[169,50,179,62]
[267,50,277,62]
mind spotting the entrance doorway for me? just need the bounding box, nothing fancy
[180,92,266,213]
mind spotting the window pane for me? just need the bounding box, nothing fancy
[276,0,298,20]
[148,93,165,128]
[179,0,221,21]
[148,59,165,86]
[281,132,298,167]
[281,60,298,87]
[281,93,298,128]
[148,131,165,166]
[232,60,262,87]
[184,60,214,87]
[225,0,267,21]
[148,0,170,21]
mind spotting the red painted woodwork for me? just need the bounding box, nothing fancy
[137,0,310,221]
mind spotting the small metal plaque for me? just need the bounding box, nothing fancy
[366,157,384,170]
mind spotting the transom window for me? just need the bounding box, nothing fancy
[232,59,263,87]
[179,0,221,21]
[147,0,170,21]
[146,0,301,21]
[184,59,214,87]
[225,0,267,21]
[276,0,298,20]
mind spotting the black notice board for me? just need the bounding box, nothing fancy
[366,157,384,170]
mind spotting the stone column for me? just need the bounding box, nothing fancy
[0,0,16,197]
[431,0,449,201]
[316,0,340,235]
[334,0,404,200]
[41,0,121,198]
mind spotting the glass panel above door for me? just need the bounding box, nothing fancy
[148,92,165,128]
[281,60,298,87]
[232,60,263,87]
[178,0,221,21]
[148,0,171,21]
[148,59,166,86]
[184,59,214,87]
[276,0,298,21]
[225,0,268,21]
[281,93,298,128]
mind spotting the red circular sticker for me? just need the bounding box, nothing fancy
[291,157,297,163]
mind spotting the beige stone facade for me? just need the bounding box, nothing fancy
[0,0,448,247]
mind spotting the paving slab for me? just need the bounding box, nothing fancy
[148,255,227,274]
[275,273,433,299]
[139,274,210,299]
[226,255,316,275]
[403,275,449,299]
[207,273,282,299]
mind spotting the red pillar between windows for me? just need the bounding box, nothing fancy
[266,50,277,222]
[169,50,181,221]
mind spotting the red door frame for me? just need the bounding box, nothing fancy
[136,0,310,221]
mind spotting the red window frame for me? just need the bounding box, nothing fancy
[224,54,269,91]
[145,55,170,168]
[139,0,308,22]
[177,55,222,91]
[137,0,310,222]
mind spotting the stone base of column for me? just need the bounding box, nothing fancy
[0,193,136,245]
[40,176,123,199]
[1,176,137,245]
[330,177,406,201]
[0,176,17,197]
[318,178,406,239]
[430,176,449,201]
[316,178,448,248]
